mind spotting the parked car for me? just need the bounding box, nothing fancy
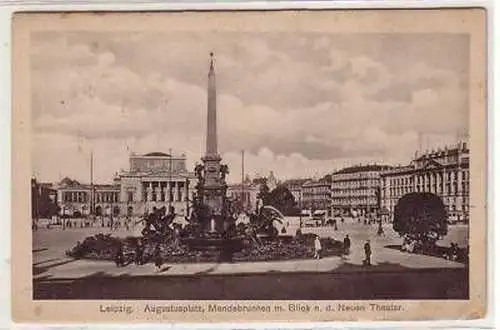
[303,217,318,227]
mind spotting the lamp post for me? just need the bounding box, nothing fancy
[31,177,39,230]
[62,205,66,230]
[48,190,56,227]
[185,177,190,218]
[168,148,173,214]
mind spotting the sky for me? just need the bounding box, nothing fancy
[31,32,470,184]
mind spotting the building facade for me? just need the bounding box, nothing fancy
[56,177,121,217]
[117,152,197,217]
[31,179,58,220]
[330,165,391,216]
[301,175,331,215]
[54,152,197,218]
[226,179,260,213]
[380,142,470,222]
[266,171,278,191]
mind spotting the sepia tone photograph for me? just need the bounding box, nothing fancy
[12,9,487,323]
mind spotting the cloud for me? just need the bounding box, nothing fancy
[31,32,469,183]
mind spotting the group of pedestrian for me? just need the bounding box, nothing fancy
[445,242,460,261]
[114,238,166,271]
[313,233,372,266]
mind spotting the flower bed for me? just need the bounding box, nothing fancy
[66,232,344,264]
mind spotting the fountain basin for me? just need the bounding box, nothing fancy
[181,236,244,263]
[181,236,244,252]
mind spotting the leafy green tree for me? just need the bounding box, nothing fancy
[393,192,448,244]
[257,183,270,206]
[266,185,300,216]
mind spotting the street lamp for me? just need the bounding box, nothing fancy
[62,205,66,230]
[168,148,173,214]
[185,177,190,218]
[298,191,302,226]
[31,177,39,230]
[48,190,57,227]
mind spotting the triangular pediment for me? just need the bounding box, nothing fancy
[421,159,444,170]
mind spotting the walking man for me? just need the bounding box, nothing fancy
[377,219,384,236]
[314,235,322,260]
[153,244,163,271]
[343,234,351,259]
[135,239,144,265]
[363,240,372,266]
[115,243,125,267]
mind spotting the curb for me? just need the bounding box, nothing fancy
[33,266,468,282]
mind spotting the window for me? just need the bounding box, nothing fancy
[128,192,134,202]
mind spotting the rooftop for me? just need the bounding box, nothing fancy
[142,152,172,157]
[302,175,331,186]
[282,178,310,186]
[333,164,392,175]
[415,143,469,162]
[58,177,120,190]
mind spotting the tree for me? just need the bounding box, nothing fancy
[393,192,448,244]
[266,185,300,216]
[257,182,270,206]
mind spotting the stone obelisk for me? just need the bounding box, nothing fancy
[201,52,226,233]
[206,52,218,160]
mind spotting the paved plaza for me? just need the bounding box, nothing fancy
[33,219,467,280]
[32,218,469,300]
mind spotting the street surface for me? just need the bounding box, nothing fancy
[34,268,467,300]
[32,218,469,300]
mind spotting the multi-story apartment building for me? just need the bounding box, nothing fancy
[301,175,331,215]
[380,142,470,222]
[330,164,391,216]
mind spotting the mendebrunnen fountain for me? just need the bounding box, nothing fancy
[66,53,344,265]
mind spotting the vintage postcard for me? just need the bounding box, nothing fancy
[12,9,487,323]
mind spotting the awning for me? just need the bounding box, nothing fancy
[379,207,390,215]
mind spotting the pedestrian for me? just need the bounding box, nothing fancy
[343,234,351,256]
[377,220,384,236]
[153,244,163,271]
[314,235,322,260]
[449,242,458,261]
[125,216,130,231]
[363,240,372,266]
[115,243,125,267]
[135,239,144,265]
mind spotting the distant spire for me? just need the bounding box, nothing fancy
[418,131,423,154]
[209,52,215,75]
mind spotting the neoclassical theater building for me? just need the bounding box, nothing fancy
[118,152,197,216]
[55,151,197,218]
